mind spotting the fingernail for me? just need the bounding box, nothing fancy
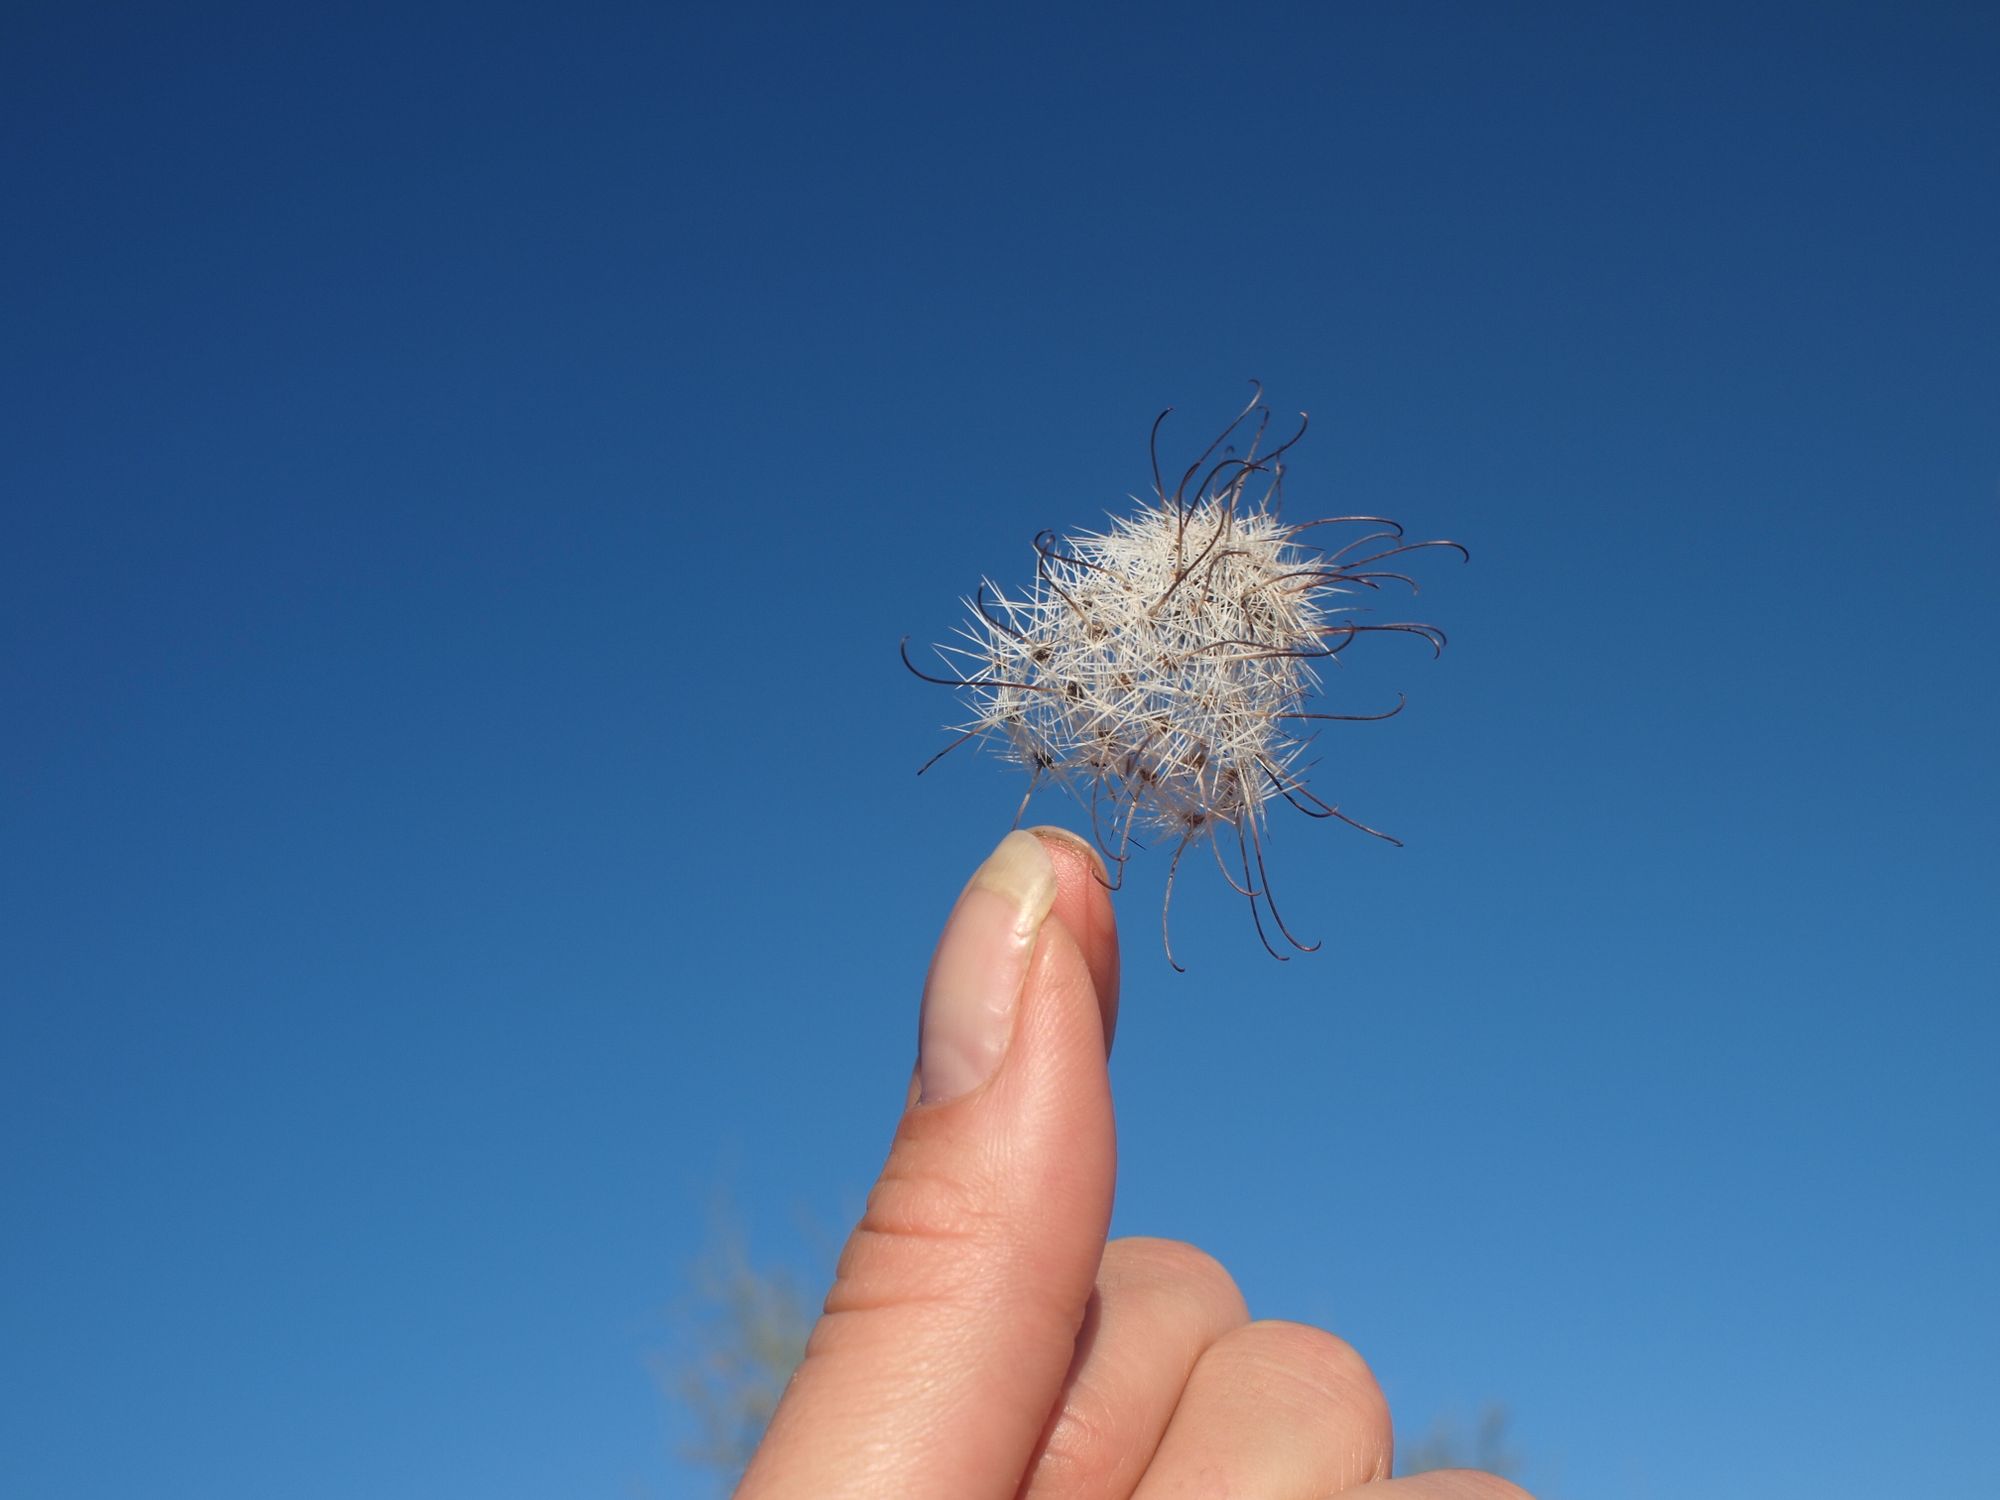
[919,830,1058,1105]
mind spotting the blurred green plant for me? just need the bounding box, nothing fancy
[667,1216,814,1486]
[1397,1401,1526,1481]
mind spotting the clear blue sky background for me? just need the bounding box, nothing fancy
[3,4,1995,1497]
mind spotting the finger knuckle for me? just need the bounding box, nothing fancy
[822,1159,999,1316]
[1031,1393,1121,1489]
[1101,1236,1243,1309]
[1226,1319,1390,1438]
[861,1154,996,1244]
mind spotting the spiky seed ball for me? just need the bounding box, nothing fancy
[908,392,1462,968]
[970,500,1322,830]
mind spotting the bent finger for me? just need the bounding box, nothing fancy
[1129,1320,1394,1498]
[1021,1237,1250,1500]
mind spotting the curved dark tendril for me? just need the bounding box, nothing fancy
[1281,515,1404,542]
[1315,621,1448,657]
[1195,455,1257,506]
[1196,547,1252,591]
[1242,400,1274,452]
[1344,570,1421,593]
[1255,462,1287,517]
[972,582,1029,641]
[1281,693,1408,722]
[1033,528,1106,574]
[899,635,1047,690]
[1231,818,1289,961]
[1161,833,1194,973]
[1148,406,1174,503]
[1317,529,1410,565]
[1267,781,1333,821]
[1258,759,1406,847]
[1276,566,1422,594]
[1031,533,1087,617]
[1208,819,1262,897]
[1245,808,1322,953]
[1086,777,1132,890]
[1271,567,1365,587]
[915,727,980,776]
[1255,410,1310,471]
[1325,806,1404,845]
[1173,381,1265,513]
[1190,637,1347,662]
[1117,790,1149,855]
[1012,764,1043,830]
[1155,503,1235,609]
[1257,756,1336,820]
[1175,429,1256,515]
[1333,539,1470,571]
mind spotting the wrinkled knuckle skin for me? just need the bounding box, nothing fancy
[1231,1319,1391,1447]
[1031,1391,1119,1490]
[822,1157,1000,1317]
[1241,1319,1378,1397]
[857,1153,995,1244]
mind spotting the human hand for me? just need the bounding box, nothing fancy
[736,828,1531,1499]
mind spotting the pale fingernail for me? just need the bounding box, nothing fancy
[919,830,1058,1105]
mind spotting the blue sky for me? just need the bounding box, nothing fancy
[3,3,1995,1496]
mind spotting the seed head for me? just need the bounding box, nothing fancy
[906,387,1464,968]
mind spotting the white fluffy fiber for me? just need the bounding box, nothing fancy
[945,497,1333,840]
[913,397,1456,963]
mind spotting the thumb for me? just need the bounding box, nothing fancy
[739,828,1120,1500]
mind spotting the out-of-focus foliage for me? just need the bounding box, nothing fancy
[1398,1402,1526,1481]
[668,1219,814,1488]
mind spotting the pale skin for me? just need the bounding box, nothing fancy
[736,827,1532,1500]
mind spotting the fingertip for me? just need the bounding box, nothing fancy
[743,830,1117,1499]
[1029,826,1121,1053]
[1028,823,1112,887]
